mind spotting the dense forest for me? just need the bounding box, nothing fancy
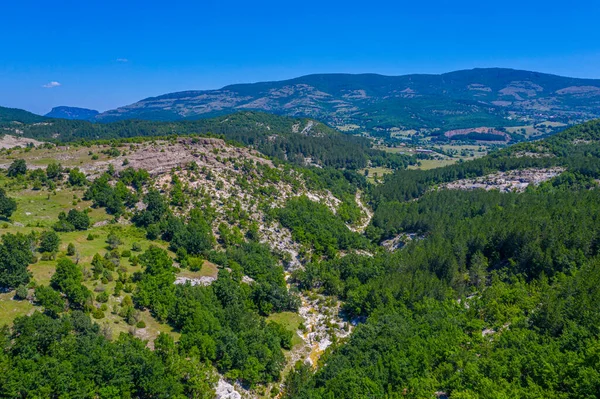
[283,120,600,398]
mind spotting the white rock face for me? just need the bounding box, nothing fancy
[175,276,216,286]
[215,379,241,399]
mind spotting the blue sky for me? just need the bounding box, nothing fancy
[1,0,600,114]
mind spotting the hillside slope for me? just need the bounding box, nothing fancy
[4,111,412,170]
[95,68,600,137]
[285,119,600,399]
[0,106,46,124]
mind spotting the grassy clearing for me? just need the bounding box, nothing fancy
[375,145,412,154]
[177,261,219,279]
[358,167,394,183]
[267,311,304,348]
[437,144,485,153]
[540,121,567,128]
[0,144,114,168]
[0,181,178,343]
[0,292,35,326]
[506,125,540,137]
[408,158,458,170]
[390,129,417,138]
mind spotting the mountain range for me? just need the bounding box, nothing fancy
[3,68,600,141]
[92,68,600,138]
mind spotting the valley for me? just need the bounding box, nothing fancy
[1,85,600,399]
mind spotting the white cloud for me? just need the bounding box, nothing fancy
[116,58,128,63]
[42,81,61,88]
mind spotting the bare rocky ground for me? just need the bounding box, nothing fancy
[441,167,564,192]
[348,190,372,233]
[174,276,216,286]
[382,232,422,252]
[89,137,272,177]
[216,379,242,399]
[297,291,353,366]
[0,134,43,149]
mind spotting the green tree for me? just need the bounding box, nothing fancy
[0,188,17,219]
[39,230,60,253]
[68,168,88,186]
[14,284,28,300]
[46,162,63,180]
[51,258,91,309]
[0,233,33,289]
[34,285,66,317]
[7,159,27,177]
[66,209,90,230]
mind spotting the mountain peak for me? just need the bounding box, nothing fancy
[45,106,99,121]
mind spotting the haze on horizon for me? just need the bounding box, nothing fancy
[2,0,600,115]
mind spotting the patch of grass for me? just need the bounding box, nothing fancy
[177,260,219,279]
[506,125,541,138]
[30,261,56,286]
[267,311,304,348]
[0,292,35,326]
[408,158,458,170]
[375,145,412,154]
[0,144,113,168]
[358,167,394,183]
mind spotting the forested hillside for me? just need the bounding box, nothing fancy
[0,132,371,397]
[284,120,600,398]
[1,110,412,170]
[0,106,46,124]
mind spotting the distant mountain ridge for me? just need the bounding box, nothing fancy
[95,68,600,137]
[0,106,46,124]
[45,106,99,121]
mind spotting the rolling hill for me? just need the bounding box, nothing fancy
[95,68,600,137]
[0,110,411,170]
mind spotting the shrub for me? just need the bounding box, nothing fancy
[39,231,60,253]
[67,243,76,256]
[66,209,90,230]
[7,159,27,177]
[92,308,105,319]
[96,291,109,303]
[14,285,28,300]
[106,233,121,249]
[40,252,56,261]
[68,168,87,186]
